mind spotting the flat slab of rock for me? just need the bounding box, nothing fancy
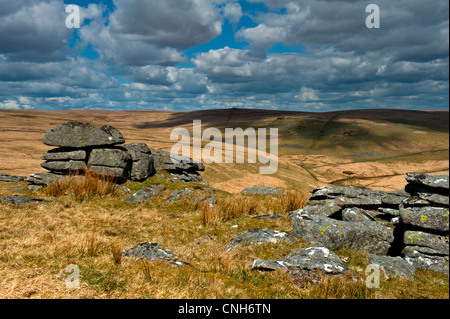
[42,148,87,161]
[43,122,125,148]
[151,149,205,172]
[403,231,449,256]
[170,171,203,183]
[252,247,347,274]
[0,195,52,205]
[293,214,395,255]
[0,174,26,182]
[123,184,166,203]
[307,186,409,207]
[241,186,285,196]
[121,242,177,262]
[26,172,66,186]
[227,228,295,251]
[166,188,194,202]
[88,148,131,168]
[289,201,342,220]
[41,160,87,173]
[406,173,449,190]
[367,254,415,280]
[399,206,449,232]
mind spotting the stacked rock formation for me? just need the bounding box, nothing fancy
[37,122,153,183]
[151,148,205,183]
[290,173,449,274]
[27,122,205,188]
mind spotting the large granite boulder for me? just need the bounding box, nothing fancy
[292,214,395,255]
[123,144,155,181]
[43,122,125,148]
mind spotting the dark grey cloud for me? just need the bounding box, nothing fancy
[0,0,71,62]
[241,0,449,62]
[79,0,224,66]
[0,0,448,111]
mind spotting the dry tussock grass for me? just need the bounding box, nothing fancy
[0,181,448,299]
[44,168,121,202]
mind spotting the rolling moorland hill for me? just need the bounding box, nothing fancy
[0,108,448,193]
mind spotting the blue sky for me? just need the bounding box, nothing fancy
[0,0,448,111]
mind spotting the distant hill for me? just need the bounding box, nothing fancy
[0,108,448,193]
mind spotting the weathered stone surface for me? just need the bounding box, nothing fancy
[293,215,395,255]
[241,186,285,196]
[26,172,66,185]
[403,231,449,256]
[123,144,155,182]
[0,195,52,205]
[88,166,129,181]
[288,201,342,221]
[170,171,202,183]
[307,186,409,208]
[406,173,449,190]
[405,184,449,207]
[42,148,86,161]
[123,184,166,203]
[403,249,449,274]
[43,122,125,148]
[166,188,194,202]
[88,148,131,168]
[367,254,415,280]
[121,242,176,261]
[399,206,449,232]
[0,174,26,182]
[151,149,205,172]
[41,160,87,172]
[342,207,372,222]
[251,247,347,274]
[227,228,295,251]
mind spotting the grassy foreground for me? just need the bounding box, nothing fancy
[0,173,448,299]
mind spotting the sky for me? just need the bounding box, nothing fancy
[0,0,448,112]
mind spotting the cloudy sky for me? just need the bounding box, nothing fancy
[0,0,448,111]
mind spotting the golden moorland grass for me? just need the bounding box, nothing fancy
[0,174,448,299]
